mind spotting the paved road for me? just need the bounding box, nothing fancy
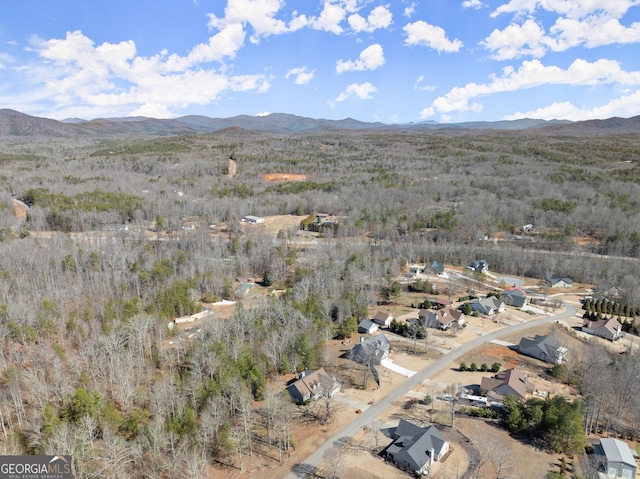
[285,303,577,478]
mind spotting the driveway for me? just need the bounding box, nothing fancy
[380,358,416,377]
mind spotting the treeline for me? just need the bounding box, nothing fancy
[502,395,584,455]
[582,297,640,334]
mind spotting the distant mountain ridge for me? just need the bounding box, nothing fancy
[1,108,639,138]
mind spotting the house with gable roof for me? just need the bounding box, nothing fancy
[384,419,450,475]
[286,368,341,404]
[595,438,637,479]
[372,311,393,327]
[468,259,488,273]
[349,334,390,365]
[469,296,505,316]
[548,276,574,288]
[582,317,624,341]
[500,287,528,308]
[480,367,535,402]
[518,334,568,364]
[419,308,465,330]
[428,260,446,276]
[358,319,379,334]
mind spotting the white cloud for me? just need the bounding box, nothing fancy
[206,0,309,43]
[336,44,385,73]
[130,103,174,118]
[551,16,640,49]
[310,0,392,34]
[486,0,640,58]
[491,0,638,20]
[334,82,377,102]
[502,88,640,120]
[183,23,247,67]
[482,18,551,60]
[403,21,463,52]
[348,5,393,32]
[484,12,640,59]
[256,111,270,116]
[0,52,15,68]
[285,66,315,85]
[420,58,640,117]
[20,29,270,118]
[462,0,484,9]
[414,75,436,91]
[312,0,348,34]
[403,2,417,17]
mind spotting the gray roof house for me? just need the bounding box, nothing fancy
[582,317,624,341]
[358,319,379,334]
[372,311,393,327]
[500,288,528,308]
[595,438,637,479]
[419,308,465,330]
[286,368,341,404]
[385,419,450,475]
[469,296,505,316]
[349,334,390,365]
[428,261,446,276]
[548,276,574,288]
[518,334,568,364]
[469,259,488,273]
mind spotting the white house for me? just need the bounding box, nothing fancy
[358,319,379,334]
[243,215,265,224]
[548,276,573,288]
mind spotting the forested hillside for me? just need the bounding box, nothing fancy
[0,123,639,477]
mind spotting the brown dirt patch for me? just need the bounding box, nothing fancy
[457,417,558,479]
[481,344,520,366]
[13,199,27,220]
[263,173,308,182]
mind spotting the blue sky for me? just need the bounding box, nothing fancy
[1,0,640,123]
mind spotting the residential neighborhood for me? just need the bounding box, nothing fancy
[172,255,640,479]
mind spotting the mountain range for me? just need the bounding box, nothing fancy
[0,108,639,138]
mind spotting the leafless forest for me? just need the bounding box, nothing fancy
[0,123,639,477]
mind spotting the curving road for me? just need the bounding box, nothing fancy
[285,303,577,478]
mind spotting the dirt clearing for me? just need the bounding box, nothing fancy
[263,173,308,182]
